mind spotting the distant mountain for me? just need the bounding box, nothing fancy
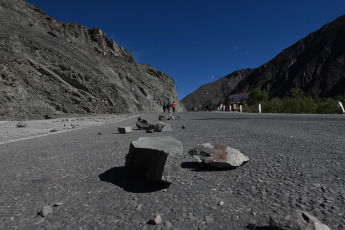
[0,0,184,120]
[232,15,345,98]
[182,69,254,111]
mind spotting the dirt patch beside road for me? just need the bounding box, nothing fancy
[0,114,137,145]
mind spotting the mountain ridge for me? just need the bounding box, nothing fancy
[183,14,345,111]
[232,14,345,98]
[182,68,254,111]
[0,0,183,120]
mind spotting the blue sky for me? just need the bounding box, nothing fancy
[26,0,345,99]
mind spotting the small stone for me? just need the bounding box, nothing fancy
[53,202,63,207]
[16,121,27,128]
[39,205,53,217]
[154,215,162,224]
[181,125,187,129]
[97,132,103,135]
[136,204,143,211]
[50,129,58,132]
[218,201,224,206]
[118,126,132,134]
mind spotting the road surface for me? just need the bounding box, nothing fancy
[0,112,344,229]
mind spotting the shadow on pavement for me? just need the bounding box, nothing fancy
[99,166,168,193]
[181,162,237,172]
[245,224,269,230]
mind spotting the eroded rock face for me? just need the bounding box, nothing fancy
[269,209,331,230]
[188,143,249,168]
[0,0,185,120]
[125,136,183,184]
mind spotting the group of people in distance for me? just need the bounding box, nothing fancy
[162,101,176,113]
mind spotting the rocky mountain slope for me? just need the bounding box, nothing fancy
[232,15,345,98]
[0,0,183,120]
[182,69,254,111]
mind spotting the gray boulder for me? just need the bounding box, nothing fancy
[136,117,154,130]
[155,122,172,132]
[125,136,183,184]
[269,209,330,230]
[188,143,249,168]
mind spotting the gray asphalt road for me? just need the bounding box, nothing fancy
[1,112,344,229]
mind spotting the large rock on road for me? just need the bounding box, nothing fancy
[125,136,183,184]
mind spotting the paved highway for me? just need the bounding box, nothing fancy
[1,112,344,229]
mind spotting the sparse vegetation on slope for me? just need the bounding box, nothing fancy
[244,88,345,114]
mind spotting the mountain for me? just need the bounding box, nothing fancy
[232,15,345,98]
[0,0,183,120]
[182,69,254,111]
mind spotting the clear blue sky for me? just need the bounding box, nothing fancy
[26,0,345,99]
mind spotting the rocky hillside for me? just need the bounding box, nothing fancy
[182,69,254,111]
[0,0,183,120]
[232,15,345,98]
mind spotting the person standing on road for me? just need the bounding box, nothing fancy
[163,103,167,113]
[172,101,176,113]
[167,102,171,113]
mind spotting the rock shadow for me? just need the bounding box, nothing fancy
[245,224,269,230]
[181,162,237,172]
[99,166,169,193]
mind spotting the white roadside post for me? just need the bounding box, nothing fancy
[240,105,242,113]
[258,104,261,113]
[337,101,345,114]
